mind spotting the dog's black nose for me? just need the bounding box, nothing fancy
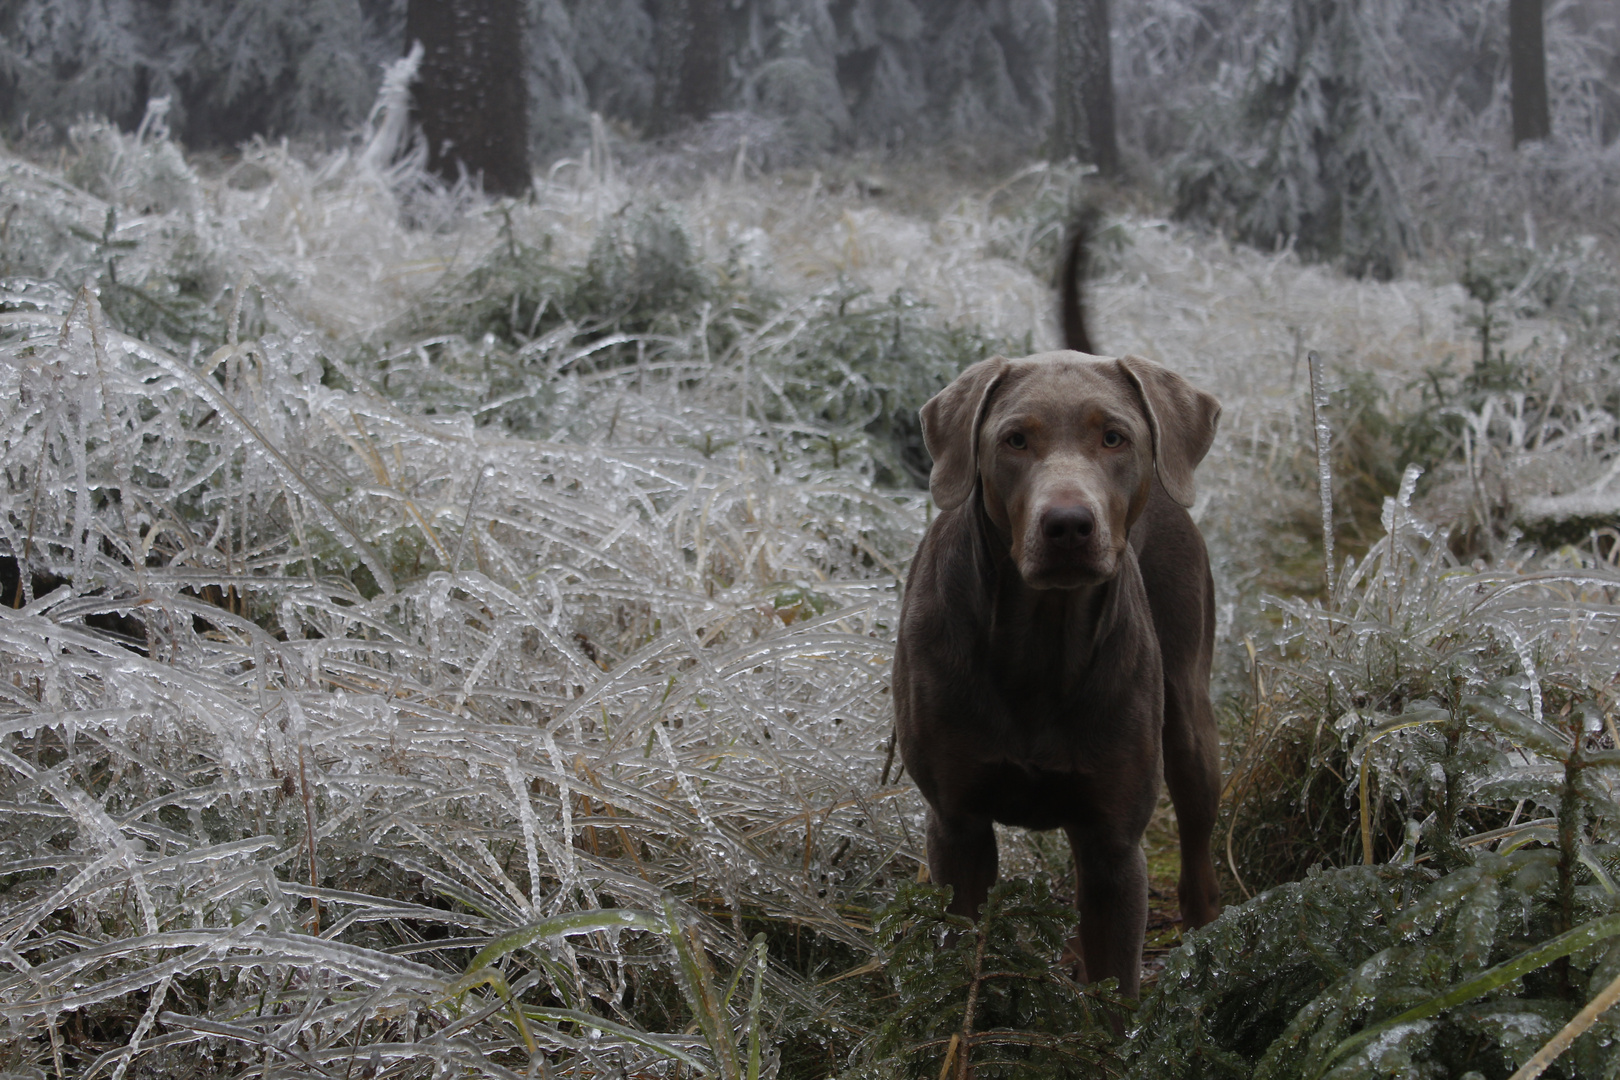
[1040,505,1096,546]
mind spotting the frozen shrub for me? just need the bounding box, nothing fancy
[0,269,918,1075]
[1240,230,1620,582]
[66,110,200,217]
[0,129,933,1078]
[408,216,572,348]
[1127,864,1432,1078]
[1203,471,1620,1077]
[29,111,233,352]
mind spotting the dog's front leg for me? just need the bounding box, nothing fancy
[926,809,998,919]
[1163,673,1223,929]
[1066,824,1148,1001]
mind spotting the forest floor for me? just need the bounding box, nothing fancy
[4,125,1617,1077]
[1,126,1544,946]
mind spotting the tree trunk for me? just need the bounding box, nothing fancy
[650,0,726,135]
[404,0,530,197]
[1509,0,1551,146]
[1052,0,1119,175]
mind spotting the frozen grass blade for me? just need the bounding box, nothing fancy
[665,895,740,1080]
[1506,966,1620,1080]
[744,932,768,1080]
[453,908,664,979]
[1318,913,1620,1076]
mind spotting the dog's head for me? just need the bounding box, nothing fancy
[921,351,1220,589]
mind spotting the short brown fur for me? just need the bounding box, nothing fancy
[894,348,1222,1000]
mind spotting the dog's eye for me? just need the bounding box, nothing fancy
[1102,430,1124,448]
[1006,432,1027,449]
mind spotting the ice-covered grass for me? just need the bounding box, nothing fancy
[1131,470,1620,1078]
[2,129,934,1077]
[1,114,1618,1077]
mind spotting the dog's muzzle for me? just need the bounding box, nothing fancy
[1023,501,1115,586]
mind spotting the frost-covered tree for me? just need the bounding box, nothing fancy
[1,0,1062,159]
[405,0,531,195]
[162,0,386,147]
[524,1,592,161]
[566,0,655,129]
[826,0,1053,149]
[0,0,149,134]
[1173,0,1418,279]
[743,9,850,161]
[11,0,1606,209]
[0,0,397,147]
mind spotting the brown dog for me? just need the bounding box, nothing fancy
[893,340,1222,999]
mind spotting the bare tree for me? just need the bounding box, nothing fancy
[1509,0,1551,145]
[1052,0,1119,175]
[650,0,727,135]
[404,0,530,196]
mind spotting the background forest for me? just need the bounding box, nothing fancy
[2,1,1620,1077]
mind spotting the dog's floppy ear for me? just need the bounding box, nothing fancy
[921,355,1010,511]
[1116,354,1221,507]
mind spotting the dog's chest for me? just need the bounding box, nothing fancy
[974,667,1108,776]
[945,679,1144,829]
[953,757,1091,831]
[982,590,1114,713]
[954,600,1155,795]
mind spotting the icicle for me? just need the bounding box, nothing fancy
[1496,621,1546,728]
[544,730,594,907]
[503,763,546,919]
[1308,350,1336,597]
